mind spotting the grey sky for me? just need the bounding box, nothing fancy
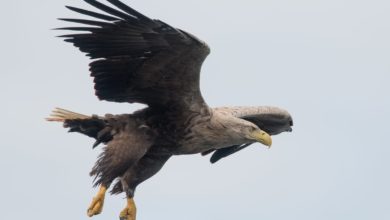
[1,0,389,219]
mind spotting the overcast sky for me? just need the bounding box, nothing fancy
[1,0,389,219]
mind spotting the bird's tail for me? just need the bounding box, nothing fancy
[46,108,111,148]
[46,107,91,122]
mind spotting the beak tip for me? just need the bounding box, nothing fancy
[258,131,273,147]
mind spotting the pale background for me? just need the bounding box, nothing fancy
[1,0,389,219]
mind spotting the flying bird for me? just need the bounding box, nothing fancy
[47,0,293,220]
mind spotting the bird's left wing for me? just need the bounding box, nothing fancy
[58,0,210,109]
[207,143,253,164]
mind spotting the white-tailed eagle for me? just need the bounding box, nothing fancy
[47,1,293,220]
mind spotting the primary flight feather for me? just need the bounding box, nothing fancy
[47,1,293,220]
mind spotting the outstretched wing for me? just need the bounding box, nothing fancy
[58,0,210,109]
[205,106,293,163]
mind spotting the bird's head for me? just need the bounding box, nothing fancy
[243,124,273,148]
[227,117,273,147]
[216,112,273,148]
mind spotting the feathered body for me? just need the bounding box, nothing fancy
[47,1,293,219]
[60,105,292,196]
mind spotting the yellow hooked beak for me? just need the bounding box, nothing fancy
[250,130,272,148]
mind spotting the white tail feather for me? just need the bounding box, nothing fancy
[46,107,90,122]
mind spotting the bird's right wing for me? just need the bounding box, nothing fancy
[213,106,293,135]
[59,0,210,110]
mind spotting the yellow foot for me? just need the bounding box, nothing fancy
[119,198,137,220]
[87,186,107,217]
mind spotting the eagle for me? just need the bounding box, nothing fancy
[47,1,293,220]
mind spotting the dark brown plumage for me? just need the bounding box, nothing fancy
[58,0,209,108]
[47,1,293,219]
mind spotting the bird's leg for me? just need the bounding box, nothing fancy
[119,178,137,220]
[87,185,107,217]
[119,197,137,220]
